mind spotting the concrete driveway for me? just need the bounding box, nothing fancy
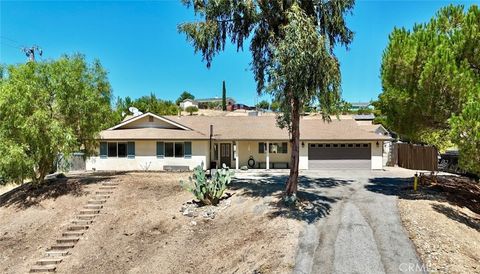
[235,167,425,274]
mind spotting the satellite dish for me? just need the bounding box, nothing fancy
[128,106,143,117]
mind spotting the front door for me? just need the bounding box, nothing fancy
[220,143,232,168]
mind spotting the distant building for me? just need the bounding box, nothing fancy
[349,102,373,111]
[179,99,198,110]
[229,103,255,111]
[196,97,236,109]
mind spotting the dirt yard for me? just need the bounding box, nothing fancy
[0,172,302,274]
[398,175,480,274]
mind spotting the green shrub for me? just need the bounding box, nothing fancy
[181,164,234,205]
[185,106,198,115]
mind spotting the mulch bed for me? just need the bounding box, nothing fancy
[418,174,480,214]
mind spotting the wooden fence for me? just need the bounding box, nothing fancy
[393,143,438,171]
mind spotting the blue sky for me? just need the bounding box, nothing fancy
[1,0,477,106]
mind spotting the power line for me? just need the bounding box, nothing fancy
[0,35,20,44]
[0,36,43,62]
[0,36,23,49]
[0,41,21,49]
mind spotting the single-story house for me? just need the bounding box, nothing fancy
[86,112,392,171]
[179,99,198,110]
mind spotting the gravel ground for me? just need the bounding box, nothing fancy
[237,169,424,274]
[398,192,480,274]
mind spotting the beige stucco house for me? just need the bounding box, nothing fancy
[86,112,391,171]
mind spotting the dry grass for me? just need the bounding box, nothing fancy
[0,172,302,274]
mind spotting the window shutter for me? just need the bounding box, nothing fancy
[258,142,265,154]
[156,142,164,158]
[127,142,135,158]
[184,142,192,158]
[282,142,288,153]
[100,142,108,158]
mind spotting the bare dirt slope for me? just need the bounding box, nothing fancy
[398,178,480,274]
[0,173,115,273]
[0,172,302,274]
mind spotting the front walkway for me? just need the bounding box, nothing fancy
[235,167,425,274]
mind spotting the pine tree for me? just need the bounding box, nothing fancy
[222,80,227,111]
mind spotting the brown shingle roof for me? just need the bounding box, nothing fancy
[164,115,391,141]
[359,124,381,132]
[98,113,391,141]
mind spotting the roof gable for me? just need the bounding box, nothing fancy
[109,113,191,131]
[181,99,197,103]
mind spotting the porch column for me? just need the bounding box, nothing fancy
[266,141,270,170]
[235,142,239,170]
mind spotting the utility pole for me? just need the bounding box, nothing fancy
[22,45,42,62]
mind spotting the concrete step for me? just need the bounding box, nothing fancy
[62,231,84,237]
[30,265,56,273]
[80,209,100,214]
[67,225,89,231]
[87,199,106,204]
[99,186,116,190]
[95,191,113,194]
[56,237,79,244]
[71,219,93,225]
[36,257,63,265]
[77,214,98,220]
[45,250,69,257]
[49,243,75,250]
[84,204,103,209]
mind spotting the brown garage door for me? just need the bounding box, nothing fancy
[308,143,371,169]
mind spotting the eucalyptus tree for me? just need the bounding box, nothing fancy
[179,0,354,200]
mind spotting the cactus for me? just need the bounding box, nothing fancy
[181,163,234,205]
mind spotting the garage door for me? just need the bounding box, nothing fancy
[308,143,371,169]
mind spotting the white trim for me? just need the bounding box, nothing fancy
[108,112,191,131]
[235,142,239,169]
[266,141,270,170]
[375,124,390,135]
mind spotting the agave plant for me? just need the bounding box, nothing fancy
[181,164,234,206]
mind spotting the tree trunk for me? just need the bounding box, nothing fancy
[286,97,300,196]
